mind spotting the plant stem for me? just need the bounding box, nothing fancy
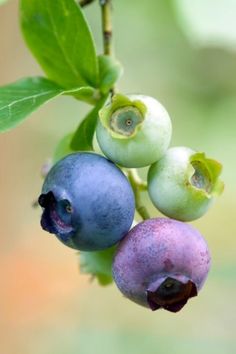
[100,0,113,56]
[79,0,95,7]
[127,169,150,221]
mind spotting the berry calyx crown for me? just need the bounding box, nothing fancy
[99,94,147,139]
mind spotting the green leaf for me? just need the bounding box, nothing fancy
[98,55,123,94]
[67,87,100,106]
[0,0,8,5]
[20,0,99,89]
[0,77,93,132]
[79,246,117,286]
[70,94,108,151]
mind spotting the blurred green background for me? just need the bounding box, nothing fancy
[0,0,235,353]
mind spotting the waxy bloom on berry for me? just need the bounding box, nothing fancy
[38,152,135,251]
[113,218,211,313]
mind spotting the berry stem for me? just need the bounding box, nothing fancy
[100,0,113,56]
[79,0,95,7]
[127,169,150,220]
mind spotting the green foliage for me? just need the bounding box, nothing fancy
[20,0,99,89]
[0,0,7,5]
[70,94,108,151]
[0,0,122,149]
[79,246,117,285]
[0,77,92,132]
[98,55,123,94]
[65,86,99,105]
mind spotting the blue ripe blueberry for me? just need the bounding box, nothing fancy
[38,152,135,251]
[112,218,211,313]
[96,94,172,168]
[148,147,224,221]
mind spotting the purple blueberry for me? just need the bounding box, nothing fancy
[112,218,211,313]
[38,152,135,251]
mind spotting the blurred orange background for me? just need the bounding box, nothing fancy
[0,1,235,353]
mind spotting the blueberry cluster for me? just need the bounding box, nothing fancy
[38,93,223,313]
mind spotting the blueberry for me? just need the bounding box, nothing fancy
[96,94,172,168]
[112,218,211,313]
[148,147,224,221]
[38,152,135,251]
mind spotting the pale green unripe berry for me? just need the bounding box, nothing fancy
[96,94,172,168]
[148,147,224,221]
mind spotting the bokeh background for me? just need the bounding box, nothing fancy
[0,0,235,353]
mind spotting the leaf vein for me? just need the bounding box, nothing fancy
[46,0,82,82]
[0,89,60,114]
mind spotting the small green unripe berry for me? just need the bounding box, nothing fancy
[96,94,172,168]
[148,147,224,221]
